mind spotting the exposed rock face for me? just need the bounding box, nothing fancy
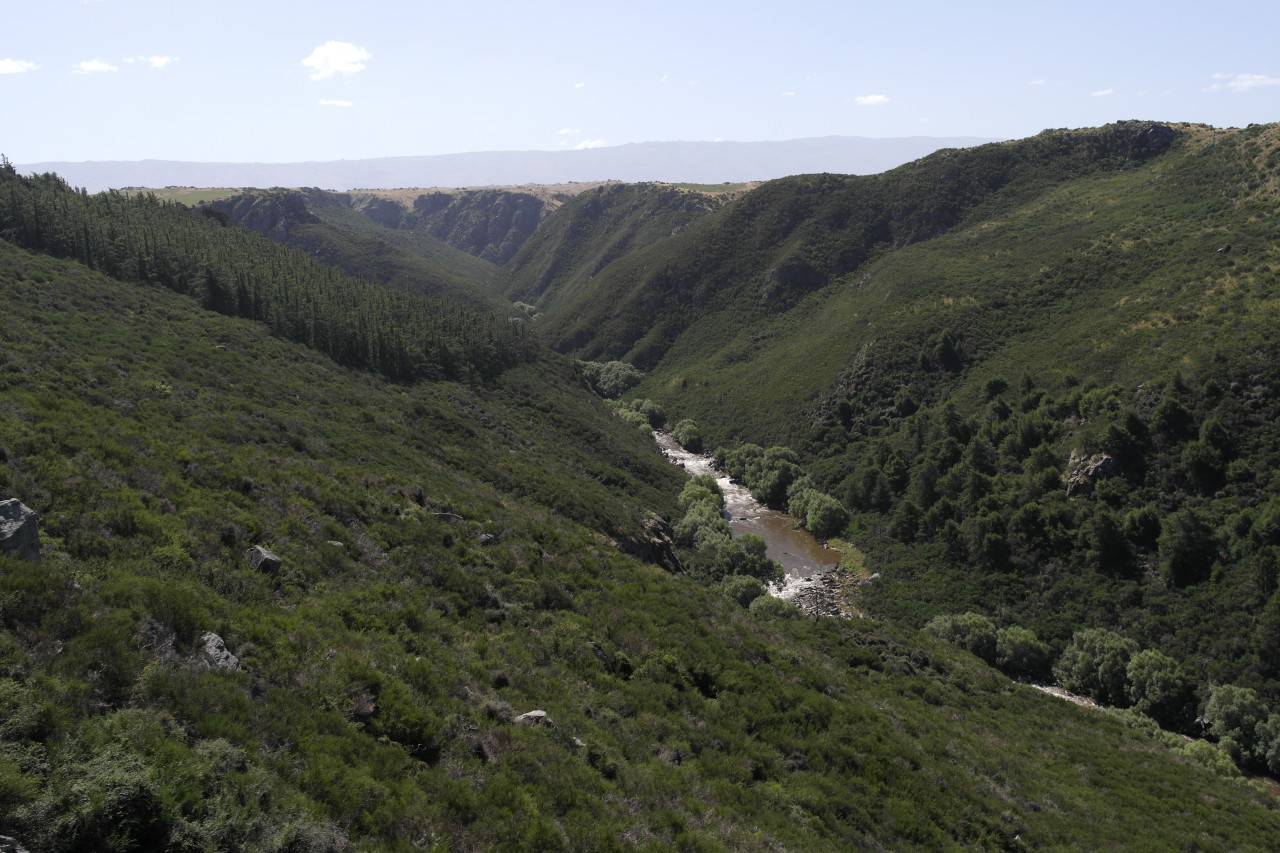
[407,190,553,264]
[623,514,682,572]
[211,191,320,242]
[1063,451,1119,496]
[514,710,550,726]
[199,632,241,671]
[245,545,283,573]
[0,499,40,562]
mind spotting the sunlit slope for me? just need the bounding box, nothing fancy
[524,121,1185,370]
[639,122,1280,445]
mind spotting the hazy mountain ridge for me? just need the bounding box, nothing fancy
[16,135,998,193]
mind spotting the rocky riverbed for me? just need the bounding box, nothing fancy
[654,432,856,618]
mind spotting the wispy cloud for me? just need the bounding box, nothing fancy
[1028,79,1046,86]
[319,99,353,107]
[783,90,795,97]
[573,82,586,88]
[1089,88,1114,97]
[573,139,605,150]
[124,55,178,68]
[302,41,370,81]
[854,94,890,106]
[0,58,37,74]
[75,59,118,74]
[1207,72,1280,93]
[556,128,581,135]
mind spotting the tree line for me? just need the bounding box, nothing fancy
[0,161,535,383]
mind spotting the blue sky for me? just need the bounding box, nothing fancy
[3,0,1278,163]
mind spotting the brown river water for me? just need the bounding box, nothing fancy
[654,432,842,602]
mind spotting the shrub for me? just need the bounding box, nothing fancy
[924,613,997,664]
[1053,628,1139,707]
[749,595,802,621]
[994,626,1050,679]
[720,575,766,608]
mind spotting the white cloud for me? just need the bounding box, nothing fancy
[0,58,37,74]
[783,90,795,97]
[1089,88,1114,97]
[75,60,118,74]
[556,127,581,134]
[319,99,353,107]
[1028,79,1046,86]
[1207,72,1280,93]
[125,55,179,68]
[573,139,606,150]
[574,82,586,88]
[659,75,668,83]
[302,41,370,81]
[854,94,890,106]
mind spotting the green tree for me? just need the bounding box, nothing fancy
[1124,649,1190,727]
[1053,628,1139,707]
[995,626,1051,679]
[1203,684,1269,766]
[671,419,704,453]
[924,613,997,664]
[748,595,802,621]
[1158,508,1218,587]
[720,575,766,608]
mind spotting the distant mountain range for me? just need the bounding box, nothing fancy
[16,135,999,192]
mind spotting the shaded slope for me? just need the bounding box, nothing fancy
[495,181,732,311]
[210,188,510,313]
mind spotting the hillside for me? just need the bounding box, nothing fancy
[505,121,1280,757]
[495,182,737,313]
[3,154,1280,849]
[207,188,510,313]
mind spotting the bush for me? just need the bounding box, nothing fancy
[995,626,1050,679]
[788,488,849,539]
[924,613,997,664]
[1125,649,1191,727]
[1053,628,1139,707]
[579,360,643,399]
[671,419,703,453]
[720,575,766,608]
[749,595,802,621]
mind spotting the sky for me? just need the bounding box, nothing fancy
[2,0,1279,164]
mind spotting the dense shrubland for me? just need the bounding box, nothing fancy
[8,241,1273,849]
[5,121,1280,848]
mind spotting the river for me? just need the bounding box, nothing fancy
[653,432,845,609]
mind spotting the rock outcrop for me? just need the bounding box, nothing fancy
[198,632,241,671]
[244,545,283,573]
[1063,451,1119,496]
[622,514,681,572]
[0,499,40,562]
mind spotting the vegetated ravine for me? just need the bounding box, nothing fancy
[655,432,844,600]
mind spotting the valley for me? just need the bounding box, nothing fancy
[2,120,1280,850]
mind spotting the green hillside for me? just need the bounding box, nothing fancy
[495,182,733,315]
[209,189,509,314]
[499,121,1280,766]
[3,145,1280,849]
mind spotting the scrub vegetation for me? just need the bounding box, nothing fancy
[2,123,1280,850]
